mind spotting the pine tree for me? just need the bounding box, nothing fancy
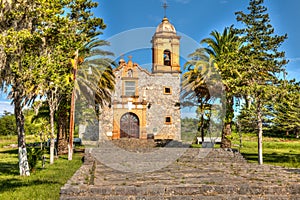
[273,81,300,138]
[235,0,288,164]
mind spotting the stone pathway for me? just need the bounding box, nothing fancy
[60,141,300,200]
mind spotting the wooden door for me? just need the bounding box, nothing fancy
[120,112,139,138]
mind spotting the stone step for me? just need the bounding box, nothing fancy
[111,138,157,153]
[61,184,300,197]
[60,148,300,200]
[61,194,300,200]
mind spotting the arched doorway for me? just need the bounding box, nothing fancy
[120,112,140,138]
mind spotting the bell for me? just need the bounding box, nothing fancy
[164,55,170,61]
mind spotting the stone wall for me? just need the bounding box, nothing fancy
[98,64,181,141]
[98,105,113,140]
[141,72,181,140]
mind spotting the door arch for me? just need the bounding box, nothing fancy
[120,112,140,138]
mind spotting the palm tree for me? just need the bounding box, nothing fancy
[76,38,115,112]
[201,27,242,148]
[182,48,217,143]
[67,37,115,159]
[183,26,241,148]
[182,48,212,103]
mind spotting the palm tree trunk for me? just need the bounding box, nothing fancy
[68,89,75,160]
[221,122,232,148]
[200,114,204,143]
[14,95,30,176]
[221,96,233,148]
[68,49,78,161]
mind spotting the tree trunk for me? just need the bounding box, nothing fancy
[15,96,30,176]
[49,107,55,164]
[200,114,204,143]
[221,96,233,148]
[257,99,263,165]
[221,122,232,148]
[68,49,78,161]
[68,89,75,160]
[57,102,69,155]
[237,121,242,149]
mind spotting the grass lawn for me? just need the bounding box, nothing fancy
[0,135,83,200]
[0,133,299,199]
[235,133,300,168]
[190,133,300,168]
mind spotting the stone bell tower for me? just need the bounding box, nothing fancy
[97,3,181,142]
[151,16,181,73]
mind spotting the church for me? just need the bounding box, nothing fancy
[98,16,182,141]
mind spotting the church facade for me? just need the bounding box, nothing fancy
[99,17,181,141]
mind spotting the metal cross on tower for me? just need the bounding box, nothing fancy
[162,1,168,18]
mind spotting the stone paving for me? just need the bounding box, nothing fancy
[60,140,300,200]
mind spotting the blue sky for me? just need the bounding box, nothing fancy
[96,0,300,79]
[94,0,300,118]
[0,0,299,115]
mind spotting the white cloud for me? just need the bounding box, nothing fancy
[288,57,300,62]
[0,101,14,115]
[174,0,191,4]
[220,0,228,4]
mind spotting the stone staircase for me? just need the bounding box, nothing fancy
[111,138,157,152]
[60,141,300,199]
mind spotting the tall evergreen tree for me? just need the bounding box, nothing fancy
[273,81,300,138]
[235,0,288,164]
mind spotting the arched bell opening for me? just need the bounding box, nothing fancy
[163,49,171,66]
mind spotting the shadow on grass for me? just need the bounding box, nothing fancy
[60,156,69,160]
[241,152,300,168]
[0,149,19,176]
[0,162,19,176]
[263,131,299,140]
[0,178,60,193]
[0,148,18,154]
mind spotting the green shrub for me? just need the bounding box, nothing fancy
[27,147,45,172]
